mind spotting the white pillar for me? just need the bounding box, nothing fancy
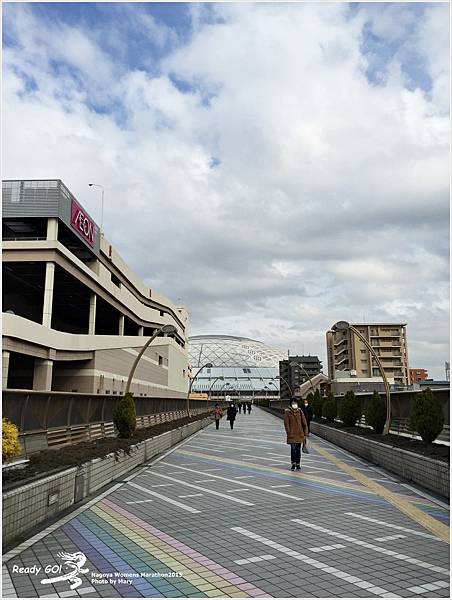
[138,326,144,336]
[47,217,59,241]
[119,315,125,335]
[42,262,55,328]
[2,350,10,390]
[33,359,53,391]
[88,293,97,335]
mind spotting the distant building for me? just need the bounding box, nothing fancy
[418,379,450,390]
[326,323,410,386]
[279,355,323,401]
[410,368,428,384]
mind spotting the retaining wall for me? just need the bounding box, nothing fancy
[2,418,210,547]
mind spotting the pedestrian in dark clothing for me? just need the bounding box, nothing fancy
[238,402,242,414]
[214,404,223,430]
[226,403,238,430]
[284,399,309,470]
[247,402,252,414]
[301,398,313,433]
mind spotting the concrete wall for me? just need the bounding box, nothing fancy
[3,418,211,547]
[310,421,449,499]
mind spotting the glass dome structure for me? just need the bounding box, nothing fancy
[188,335,286,399]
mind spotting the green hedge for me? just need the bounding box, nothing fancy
[365,391,387,434]
[409,388,444,444]
[113,392,137,438]
[312,389,323,419]
[338,390,361,427]
[322,393,337,422]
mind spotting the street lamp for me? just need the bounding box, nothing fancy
[275,375,293,399]
[125,324,177,395]
[88,183,105,235]
[268,380,278,400]
[208,376,224,406]
[188,362,213,417]
[332,320,391,435]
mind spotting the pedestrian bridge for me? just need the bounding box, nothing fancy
[2,408,450,598]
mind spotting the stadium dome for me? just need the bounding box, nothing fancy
[188,335,286,368]
[188,335,286,399]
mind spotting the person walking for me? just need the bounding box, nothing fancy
[213,403,223,430]
[301,397,314,433]
[284,398,309,471]
[247,401,252,414]
[226,402,238,430]
[238,402,242,414]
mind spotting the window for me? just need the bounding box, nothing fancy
[111,273,121,288]
[158,355,163,366]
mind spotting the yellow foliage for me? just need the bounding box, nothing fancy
[2,418,21,461]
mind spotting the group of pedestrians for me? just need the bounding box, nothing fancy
[213,400,253,430]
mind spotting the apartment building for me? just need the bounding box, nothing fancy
[410,368,428,384]
[326,323,410,386]
[2,179,189,397]
[279,355,323,401]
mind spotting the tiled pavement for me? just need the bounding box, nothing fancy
[2,408,450,598]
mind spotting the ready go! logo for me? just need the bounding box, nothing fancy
[39,551,89,590]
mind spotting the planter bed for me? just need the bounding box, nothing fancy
[261,406,449,499]
[2,414,212,548]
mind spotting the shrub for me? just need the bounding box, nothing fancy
[365,391,387,434]
[409,388,444,444]
[2,418,21,462]
[323,393,337,422]
[338,390,361,427]
[312,389,323,419]
[113,392,137,438]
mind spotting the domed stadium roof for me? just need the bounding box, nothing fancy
[188,335,286,368]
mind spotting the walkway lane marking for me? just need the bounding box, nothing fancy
[126,499,154,505]
[143,472,255,506]
[407,580,450,594]
[231,526,397,597]
[234,555,276,565]
[345,513,446,541]
[374,535,405,542]
[292,519,450,575]
[309,544,346,552]
[185,445,225,453]
[179,493,203,498]
[128,481,201,513]
[160,463,305,500]
[310,440,451,543]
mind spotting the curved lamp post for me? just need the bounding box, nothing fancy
[275,375,293,399]
[208,375,224,406]
[188,362,213,417]
[220,381,230,402]
[332,320,391,435]
[267,380,278,400]
[125,324,177,395]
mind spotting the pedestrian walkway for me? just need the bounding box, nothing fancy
[2,408,450,598]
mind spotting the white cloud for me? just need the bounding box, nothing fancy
[2,3,449,378]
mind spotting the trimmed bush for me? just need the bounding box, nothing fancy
[323,394,337,422]
[113,392,137,438]
[312,389,323,420]
[338,390,361,427]
[2,418,21,462]
[365,391,387,434]
[409,388,444,444]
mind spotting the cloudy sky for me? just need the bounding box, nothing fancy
[3,1,450,378]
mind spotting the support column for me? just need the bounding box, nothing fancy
[33,359,53,391]
[88,293,97,335]
[42,262,55,328]
[138,326,144,336]
[119,315,125,335]
[2,350,10,390]
[46,217,59,241]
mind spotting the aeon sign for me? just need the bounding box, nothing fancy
[70,200,96,247]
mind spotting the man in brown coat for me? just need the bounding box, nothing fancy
[284,399,309,470]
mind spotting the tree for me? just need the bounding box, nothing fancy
[365,391,387,434]
[113,392,137,438]
[409,388,444,444]
[323,393,337,422]
[2,418,21,461]
[306,392,314,403]
[338,390,361,427]
[312,389,323,420]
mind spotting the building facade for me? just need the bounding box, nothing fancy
[410,368,428,384]
[279,355,323,400]
[2,179,189,397]
[188,335,286,400]
[326,323,410,386]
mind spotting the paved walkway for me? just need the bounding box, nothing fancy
[2,408,450,599]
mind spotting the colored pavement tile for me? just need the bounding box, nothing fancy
[2,408,450,598]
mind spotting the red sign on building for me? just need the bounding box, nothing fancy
[70,199,96,247]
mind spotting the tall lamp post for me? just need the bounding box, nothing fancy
[275,375,293,399]
[125,324,177,395]
[268,380,278,401]
[88,183,105,236]
[332,320,391,435]
[208,376,224,406]
[188,362,213,417]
